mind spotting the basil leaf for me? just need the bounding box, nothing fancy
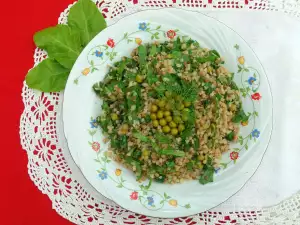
[68,0,107,46]
[25,58,69,92]
[34,25,82,69]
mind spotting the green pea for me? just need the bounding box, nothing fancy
[178,124,185,132]
[171,128,178,136]
[159,119,167,126]
[169,121,177,128]
[173,116,182,124]
[165,103,172,111]
[158,100,166,108]
[150,113,157,120]
[166,116,173,122]
[164,111,171,117]
[151,105,158,113]
[176,103,185,111]
[111,113,118,121]
[157,110,164,119]
[163,126,171,133]
[135,75,144,83]
[153,120,159,127]
[183,101,192,107]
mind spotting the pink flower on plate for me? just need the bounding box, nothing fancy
[251,92,262,101]
[92,142,100,152]
[167,30,176,39]
[130,191,138,200]
[107,38,115,48]
[230,151,239,160]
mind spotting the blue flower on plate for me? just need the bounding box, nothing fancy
[214,167,221,174]
[147,196,154,206]
[95,50,103,57]
[98,170,108,180]
[248,77,256,85]
[251,129,260,138]
[90,119,98,128]
[139,22,147,31]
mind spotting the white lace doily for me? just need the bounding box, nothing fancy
[20,1,300,224]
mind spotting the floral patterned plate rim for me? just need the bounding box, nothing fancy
[63,8,273,218]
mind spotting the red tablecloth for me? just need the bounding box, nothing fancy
[2,1,74,224]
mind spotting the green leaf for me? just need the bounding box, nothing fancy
[138,45,147,65]
[68,0,107,46]
[133,131,150,142]
[88,129,97,136]
[154,175,166,183]
[160,148,185,157]
[199,159,214,185]
[220,163,228,169]
[166,161,175,168]
[164,193,168,199]
[232,108,248,123]
[149,45,157,56]
[25,58,69,92]
[154,133,172,144]
[199,166,214,185]
[245,144,249,150]
[184,204,191,209]
[34,25,82,69]
[234,44,240,50]
[186,162,194,171]
[225,131,235,141]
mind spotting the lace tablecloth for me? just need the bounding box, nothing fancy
[20,0,300,224]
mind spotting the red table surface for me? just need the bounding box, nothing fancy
[1,1,74,224]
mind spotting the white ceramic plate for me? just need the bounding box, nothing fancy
[63,8,273,218]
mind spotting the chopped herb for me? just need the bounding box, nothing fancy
[225,131,235,141]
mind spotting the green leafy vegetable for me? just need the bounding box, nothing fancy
[138,45,147,66]
[125,157,142,180]
[34,25,82,69]
[26,0,107,92]
[25,59,69,92]
[186,161,194,171]
[155,175,166,183]
[160,148,185,157]
[199,158,215,185]
[68,0,107,46]
[166,161,175,168]
[133,131,149,142]
[232,108,248,123]
[149,45,157,56]
[154,133,172,144]
[225,131,235,141]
